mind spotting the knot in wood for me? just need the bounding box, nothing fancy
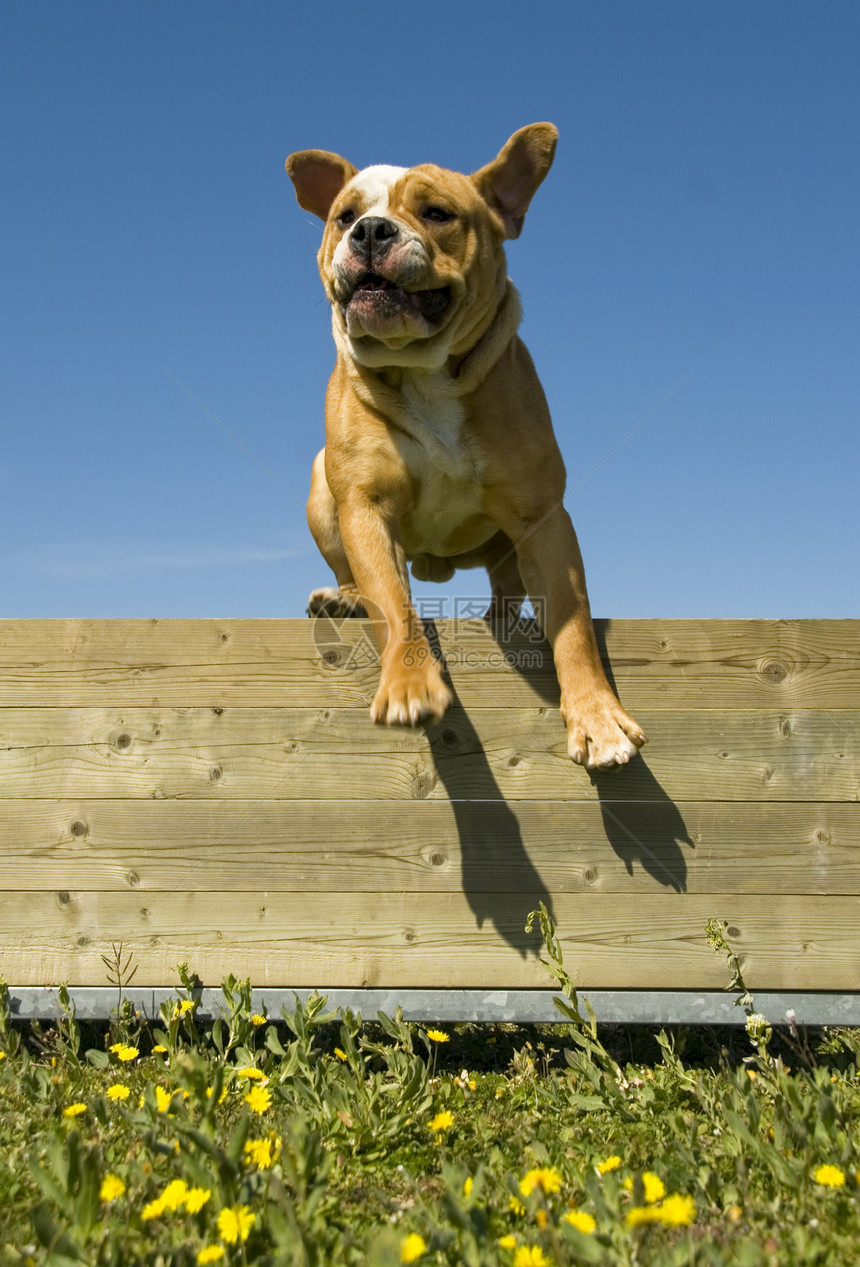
[70,820,88,838]
[412,770,435,799]
[760,659,789,685]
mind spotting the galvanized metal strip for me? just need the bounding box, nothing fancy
[6,987,860,1026]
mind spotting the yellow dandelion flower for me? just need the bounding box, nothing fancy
[217,1204,255,1245]
[463,1176,473,1197]
[99,1174,126,1202]
[626,1205,660,1227]
[251,1013,266,1027]
[519,1167,563,1197]
[244,1137,276,1169]
[597,1155,621,1174]
[113,1044,139,1062]
[400,1232,427,1263]
[185,1187,212,1214]
[498,1234,517,1249]
[235,1065,265,1080]
[160,1179,189,1212]
[0,1051,6,1060]
[563,1208,596,1234]
[63,1103,87,1118]
[244,1084,272,1114]
[624,1172,665,1203]
[152,1044,167,1054]
[334,1047,348,1062]
[656,1193,696,1226]
[196,1247,225,1264]
[429,1110,454,1133]
[513,1247,550,1267]
[814,1164,846,1188]
[155,1086,173,1113]
[535,1209,548,1230]
[107,1083,130,1101]
[426,1028,449,1042]
[205,1085,228,1104]
[509,1195,526,1216]
[141,1197,164,1221]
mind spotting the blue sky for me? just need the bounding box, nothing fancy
[2,1,858,619]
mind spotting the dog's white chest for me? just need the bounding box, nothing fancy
[394,372,490,555]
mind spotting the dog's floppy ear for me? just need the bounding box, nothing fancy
[285,149,359,220]
[472,123,558,240]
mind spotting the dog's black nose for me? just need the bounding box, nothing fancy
[349,216,399,265]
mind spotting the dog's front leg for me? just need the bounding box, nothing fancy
[513,505,646,769]
[336,498,453,725]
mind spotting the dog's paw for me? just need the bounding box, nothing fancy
[562,692,647,770]
[371,651,453,726]
[307,587,367,619]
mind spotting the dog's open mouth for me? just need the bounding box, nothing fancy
[342,273,451,324]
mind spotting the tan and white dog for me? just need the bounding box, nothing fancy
[285,124,645,769]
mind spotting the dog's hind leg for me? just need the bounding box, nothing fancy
[482,533,527,626]
[306,448,367,617]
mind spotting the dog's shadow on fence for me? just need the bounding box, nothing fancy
[589,618,694,893]
[426,680,553,959]
[423,617,693,954]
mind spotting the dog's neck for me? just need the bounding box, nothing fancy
[335,280,522,415]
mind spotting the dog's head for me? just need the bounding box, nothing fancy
[286,124,558,370]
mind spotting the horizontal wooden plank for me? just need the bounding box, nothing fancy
[0,891,857,990]
[0,619,857,709]
[1,706,857,803]
[0,800,856,895]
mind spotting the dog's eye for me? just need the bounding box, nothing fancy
[337,208,356,228]
[422,206,454,224]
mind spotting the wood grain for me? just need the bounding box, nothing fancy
[1,618,857,996]
[0,799,855,896]
[0,619,857,708]
[0,706,856,802]
[1,890,856,991]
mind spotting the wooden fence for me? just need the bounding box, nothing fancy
[1,618,858,1017]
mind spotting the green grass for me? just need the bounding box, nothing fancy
[1,913,858,1267]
